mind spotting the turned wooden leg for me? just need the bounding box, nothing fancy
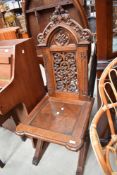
[76,134,90,175]
[32,139,49,166]
[32,138,38,148]
[0,160,5,168]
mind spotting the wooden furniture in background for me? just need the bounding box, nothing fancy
[21,0,92,78]
[0,38,45,123]
[0,38,46,167]
[95,0,115,72]
[0,27,20,40]
[90,57,117,175]
[95,0,117,143]
[21,0,88,46]
[0,39,45,115]
[16,6,94,175]
[0,12,5,28]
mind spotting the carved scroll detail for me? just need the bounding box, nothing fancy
[37,5,92,45]
[52,52,78,93]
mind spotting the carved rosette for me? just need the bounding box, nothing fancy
[80,29,92,41]
[37,5,92,45]
[53,52,78,93]
[54,30,69,46]
[37,33,45,44]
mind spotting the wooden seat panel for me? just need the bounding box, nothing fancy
[30,97,83,135]
[16,95,93,151]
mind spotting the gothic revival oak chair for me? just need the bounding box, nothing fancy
[16,6,94,175]
[90,57,117,175]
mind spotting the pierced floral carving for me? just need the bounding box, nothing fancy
[37,5,92,45]
[54,29,69,46]
[52,52,78,93]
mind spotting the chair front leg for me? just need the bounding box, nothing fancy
[76,132,90,175]
[32,139,49,166]
[0,160,5,168]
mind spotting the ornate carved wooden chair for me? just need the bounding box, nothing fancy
[16,6,94,175]
[90,57,117,175]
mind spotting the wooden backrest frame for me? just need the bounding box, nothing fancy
[37,5,92,100]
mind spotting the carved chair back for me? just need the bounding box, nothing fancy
[37,6,92,100]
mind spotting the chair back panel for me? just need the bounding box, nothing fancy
[37,5,92,99]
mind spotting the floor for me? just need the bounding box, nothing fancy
[0,129,102,175]
[0,86,103,175]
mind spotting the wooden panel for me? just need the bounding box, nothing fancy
[16,95,93,151]
[0,27,19,40]
[95,0,117,72]
[30,98,82,134]
[95,0,117,140]
[0,64,11,79]
[77,46,88,96]
[0,48,13,55]
[0,56,10,64]
[22,0,88,46]
[96,0,112,60]
[0,39,46,116]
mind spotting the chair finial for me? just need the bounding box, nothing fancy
[50,5,70,23]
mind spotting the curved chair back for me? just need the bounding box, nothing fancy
[90,57,117,175]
